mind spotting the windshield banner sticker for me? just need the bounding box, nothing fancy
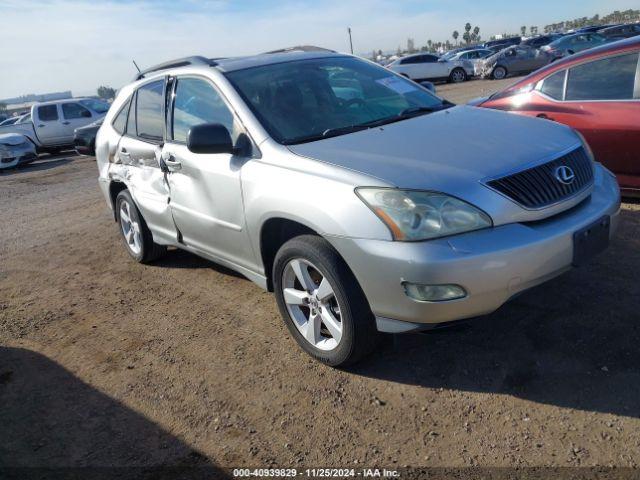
[376,76,418,94]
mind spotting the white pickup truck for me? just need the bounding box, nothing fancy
[0,98,110,152]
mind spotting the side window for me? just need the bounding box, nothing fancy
[38,105,58,122]
[126,92,137,135]
[566,53,638,101]
[424,55,438,63]
[136,80,164,141]
[171,77,235,144]
[62,103,92,120]
[400,56,420,65]
[539,70,566,100]
[112,97,131,135]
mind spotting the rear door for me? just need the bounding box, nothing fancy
[60,102,93,143]
[34,104,66,145]
[116,79,177,241]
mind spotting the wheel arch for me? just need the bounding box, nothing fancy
[108,180,128,221]
[259,216,320,291]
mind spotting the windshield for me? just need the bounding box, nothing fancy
[225,56,447,145]
[79,99,110,113]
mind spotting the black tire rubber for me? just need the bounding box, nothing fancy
[492,66,507,80]
[115,190,167,263]
[449,67,467,83]
[273,235,380,367]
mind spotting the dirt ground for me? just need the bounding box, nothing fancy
[2,78,640,476]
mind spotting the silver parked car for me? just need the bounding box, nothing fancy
[0,133,37,169]
[479,45,553,79]
[96,51,620,366]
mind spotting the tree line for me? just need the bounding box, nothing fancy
[375,8,640,58]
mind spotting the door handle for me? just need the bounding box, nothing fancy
[537,113,555,121]
[38,124,45,127]
[119,148,131,161]
[62,121,70,125]
[163,155,182,171]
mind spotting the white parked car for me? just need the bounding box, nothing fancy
[0,98,110,153]
[387,53,472,83]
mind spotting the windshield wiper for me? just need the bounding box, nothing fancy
[283,103,453,145]
[397,106,436,118]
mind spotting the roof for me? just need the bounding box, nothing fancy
[214,50,344,72]
[133,47,341,80]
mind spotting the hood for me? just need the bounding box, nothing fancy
[0,133,27,146]
[288,106,582,223]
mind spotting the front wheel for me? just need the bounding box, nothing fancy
[449,68,467,83]
[491,66,507,80]
[273,235,379,367]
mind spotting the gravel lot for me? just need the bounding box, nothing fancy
[2,77,640,475]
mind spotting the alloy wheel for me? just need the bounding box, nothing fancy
[451,69,466,82]
[281,258,343,351]
[119,200,142,255]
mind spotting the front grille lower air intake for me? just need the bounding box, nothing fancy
[486,147,593,209]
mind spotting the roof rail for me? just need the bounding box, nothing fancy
[263,45,336,54]
[133,56,217,81]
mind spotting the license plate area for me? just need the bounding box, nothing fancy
[573,215,610,267]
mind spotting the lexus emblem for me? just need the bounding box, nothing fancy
[554,165,576,185]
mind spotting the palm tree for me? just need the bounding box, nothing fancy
[473,26,480,43]
[452,30,459,45]
[520,26,526,36]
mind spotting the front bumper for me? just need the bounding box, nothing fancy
[0,142,37,169]
[328,165,620,332]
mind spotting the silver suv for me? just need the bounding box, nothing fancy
[96,50,620,366]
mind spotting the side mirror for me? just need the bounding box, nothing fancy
[82,110,92,118]
[187,123,234,154]
[419,81,436,93]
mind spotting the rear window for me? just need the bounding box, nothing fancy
[79,99,110,114]
[135,81,164,141]
[38,105,58,122]
[566,52,639,101]
[62,103,92,119]
[539,70,566,100]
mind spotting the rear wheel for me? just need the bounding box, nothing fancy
[115,190,166,263]
[273,235,379,367]
[449,67,467,83]
[491,66,507,80]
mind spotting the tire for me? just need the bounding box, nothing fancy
[449,68,467,83]
[115,190,166,263]
[273,235,380,367]
[491,66,507,80]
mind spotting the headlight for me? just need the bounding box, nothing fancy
[356,188,492,241]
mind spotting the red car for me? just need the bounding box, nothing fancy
[473,36,640,196]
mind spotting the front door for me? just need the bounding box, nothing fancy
[532,51,640,191]
[163,76,254,269]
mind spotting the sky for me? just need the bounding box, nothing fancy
[0,0,638,99]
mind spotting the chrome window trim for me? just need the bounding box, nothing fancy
[534,50,640,104]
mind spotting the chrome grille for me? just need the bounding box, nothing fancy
[486,147,593,209]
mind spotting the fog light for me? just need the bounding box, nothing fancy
[403,282,466,302]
